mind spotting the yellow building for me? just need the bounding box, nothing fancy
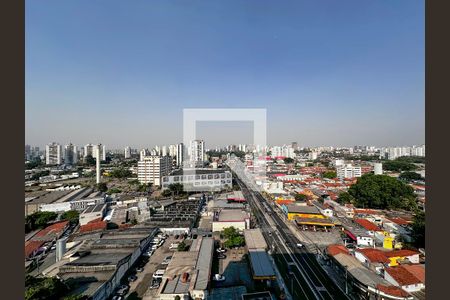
[284,204,326,221]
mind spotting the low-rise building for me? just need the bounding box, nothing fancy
[212,210,250,232]
[162,169,233,192]
[79,204,107,226]
[384,265,425,293]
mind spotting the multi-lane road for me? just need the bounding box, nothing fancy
[236,176,350,300]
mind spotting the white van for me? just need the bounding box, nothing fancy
[152,269,165,279]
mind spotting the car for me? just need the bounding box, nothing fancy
[152,269,165,279]
[128,275,138,282]
[169,243,179,250]
[149,279,161,289]
[296,243,304,248]
[217,253,226,259]
[158,239,165,247]
[216,247,226,253]
[162,256,172,265]
[115,285,129,296]
[111,296,124,300]
[213,274,226,282]
[151,244,158,250]
[136,266,144,272]
[345,244,356,249]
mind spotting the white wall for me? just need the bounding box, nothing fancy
[212,221,247,232]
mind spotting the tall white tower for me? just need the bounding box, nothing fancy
[96,144,101,184]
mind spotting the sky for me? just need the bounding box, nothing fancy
[26,0,424,149]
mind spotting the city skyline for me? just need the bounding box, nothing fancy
[26,1,424,148]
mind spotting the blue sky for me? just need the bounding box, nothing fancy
[26,0,424,149]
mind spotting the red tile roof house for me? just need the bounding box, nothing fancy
[355,248,421,269]
[355,248,391,274]
[31,221,70,242]
[384,265,425,293]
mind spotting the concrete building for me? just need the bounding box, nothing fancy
[336,164,362,180]
[162,169,232,192]
[64,143,78,165]
[79,204,107,226]
[155,237,214,300]
[124,146,131,159]
[189,140,205,167]
[140,148,150,161]
[212,209,250,232]
[176,143,184,167]
[84,144,106,161]
[46,142,62,165]
[374,163,383,175]
[137,155,171,186]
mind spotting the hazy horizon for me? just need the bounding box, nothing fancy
[26,1,424,149]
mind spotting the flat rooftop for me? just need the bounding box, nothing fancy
[286,205,321,214]
[244,229,267,250]
[217,210,249,222]
[170,169,228,176]
[248,250,276,279]
[82,204,106,214]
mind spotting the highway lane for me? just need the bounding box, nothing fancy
[237,176,349,300]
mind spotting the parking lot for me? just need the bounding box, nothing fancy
[213,246,253,290]
[109,234,185,300]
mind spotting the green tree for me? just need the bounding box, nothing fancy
[383,160,417,172]
[110,167,132,179]
[399,171,423,182]
[168,183,184,196]
[84,155,96,166]
[177,241,189,251]
[322,171,337,179]
[223,226,239,239]
[348,174,417,210]
[337,192,355,205]
[25,211,58,232]
[61,210,80,224]
[25,276,68,300]
[294,193,307,202]
[283,157,294,164]
[108,187,122,194]
[96,182,108,192]
[411,210,425,248]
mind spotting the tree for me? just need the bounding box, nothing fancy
[411,210,425,248]
[222,226,245,248]
[131,218,138,225]
[322,171,337,179]
[96,182,108,192]
[348,174,417,210]
[168,183,184,196]
[110,167,132,179]
[108,187,122,194]
[161,189,172,197]
[337,192,355,205]
[25,276,68,300]
[223,226,239,239]
[137,183,152,193]
[283,157,294,164]
[84,155,96,166]
[294,193,307,202]
[177,241,189,251]
[61,210,79,224]
[399,171,423,182]
[383,160,417,172]
[25,211,58,232]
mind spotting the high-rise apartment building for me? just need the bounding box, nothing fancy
[64,143,78,165]
[137,155,171,186]
[124,146,131,159]
[189,140,205,167]
[84,143,106,161]
[46,142,62,165]
[176,143,184,167]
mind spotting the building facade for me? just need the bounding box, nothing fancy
[64,143,78,165]
[46,142,62,165]
[137,155,172,186]
[336,164,362,180]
